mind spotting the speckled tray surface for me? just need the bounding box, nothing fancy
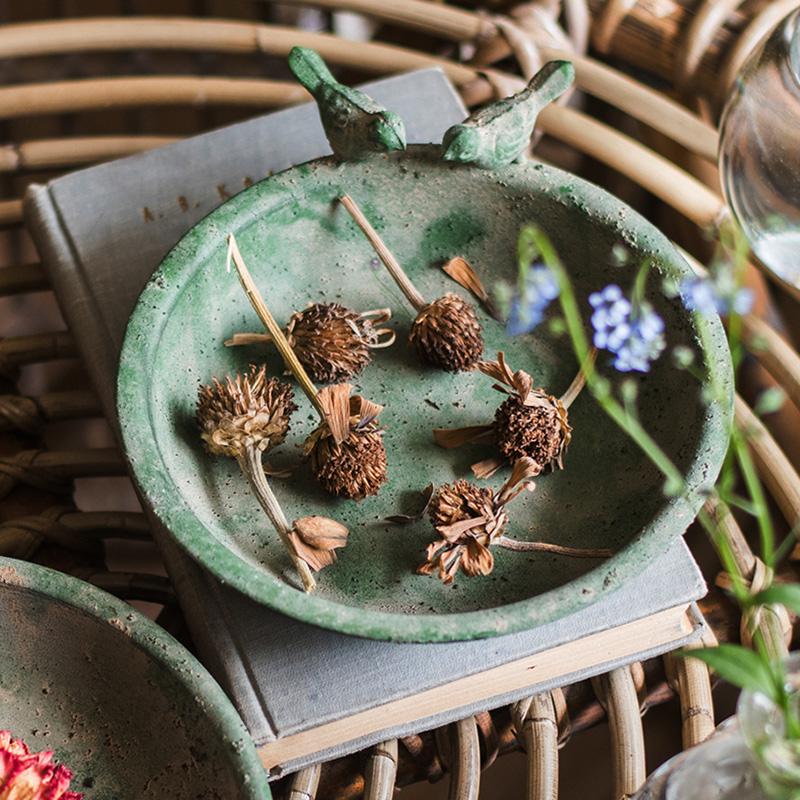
[118,145,732,643]
[0,557,270,799]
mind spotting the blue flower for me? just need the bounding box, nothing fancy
[680,263,753,317]
[589,284,666,373]
[505,263,560,336]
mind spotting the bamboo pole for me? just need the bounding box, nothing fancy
[735,395,800,528]
[0,448,126,500]
[363,740,398,800]
[447,718,480,800]
[0,77,308,121]
[288,764,321,800]
[0,15,719,161]
[0,199,23,227]
[1,509,149,558]
[0,263,48,296]
[0,332,76,373]
[592,667,646,799]
[0,391,101,433]
[516,694,559,800]
[0,136,178,173]
[664,649,715,748]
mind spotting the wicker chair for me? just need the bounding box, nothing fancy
[2,2,799,798]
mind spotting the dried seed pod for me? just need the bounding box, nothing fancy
[288,303,393,382]
[339,194,484,373]
[197,365,321,592]
[409,293,484,372]
[418,458,537,584]
[227,302,394,384]
[304,384,388,500]
[197,364,296,458]
[433,351,590,478]
[417,458,612,585]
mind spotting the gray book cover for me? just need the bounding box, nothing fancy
[24,68,706,777]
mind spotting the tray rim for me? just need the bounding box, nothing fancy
[117,147,732,643]
[0,556,271,799]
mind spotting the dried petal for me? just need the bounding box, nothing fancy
[288,515,349,572]
[409,293,483,372]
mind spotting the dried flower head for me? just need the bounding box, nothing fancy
[304,383,388,500]
[485,357,571,470]
[196,364,297,458]
[0,731,83,800]
[285,303,392,384]
[418,458,539,584]
[433,351,578,479]
[409,293,484,372]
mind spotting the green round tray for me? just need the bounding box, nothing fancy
[118,146,732,643]
[0,557,270,799]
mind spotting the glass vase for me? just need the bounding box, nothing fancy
[738,652,800,799]
[718,8,800,288]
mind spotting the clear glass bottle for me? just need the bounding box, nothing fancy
[738,652,800,798]
[718,9,800,287]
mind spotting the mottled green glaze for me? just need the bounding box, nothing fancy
[117,145,732,643]
[0,557,270,799]
[442,61,574,169]
[287,47,406,161]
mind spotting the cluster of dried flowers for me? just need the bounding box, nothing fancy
[198,212,606,592]
[0,731,82,800]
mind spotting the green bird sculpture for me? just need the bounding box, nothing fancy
[288,46,407,161]
[442,60,575,170]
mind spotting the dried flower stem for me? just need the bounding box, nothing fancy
[237,444,316,592]
[227,233,326,419]
[339,194,427,312]
[494,535,613,558]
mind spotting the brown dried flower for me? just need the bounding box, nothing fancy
[197,365,323,592]
[417,457,612,584]
[304,383,388,500]
[227,303,394,384]
[418,458,539,584]
[409,293,484,373]
[197,364,297,458]
[483,354,571,470]
[433,351,585,479]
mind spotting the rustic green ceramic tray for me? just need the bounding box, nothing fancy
[117,143,732,643]
[0,557,271,799]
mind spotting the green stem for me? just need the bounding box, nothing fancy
[531,228,685,497]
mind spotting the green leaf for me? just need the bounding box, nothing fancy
[751,584,800,615]
[680,645,778,699]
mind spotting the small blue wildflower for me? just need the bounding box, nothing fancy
[680,262,754,317]
[506,263,560,336]
[589,284,666,373]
